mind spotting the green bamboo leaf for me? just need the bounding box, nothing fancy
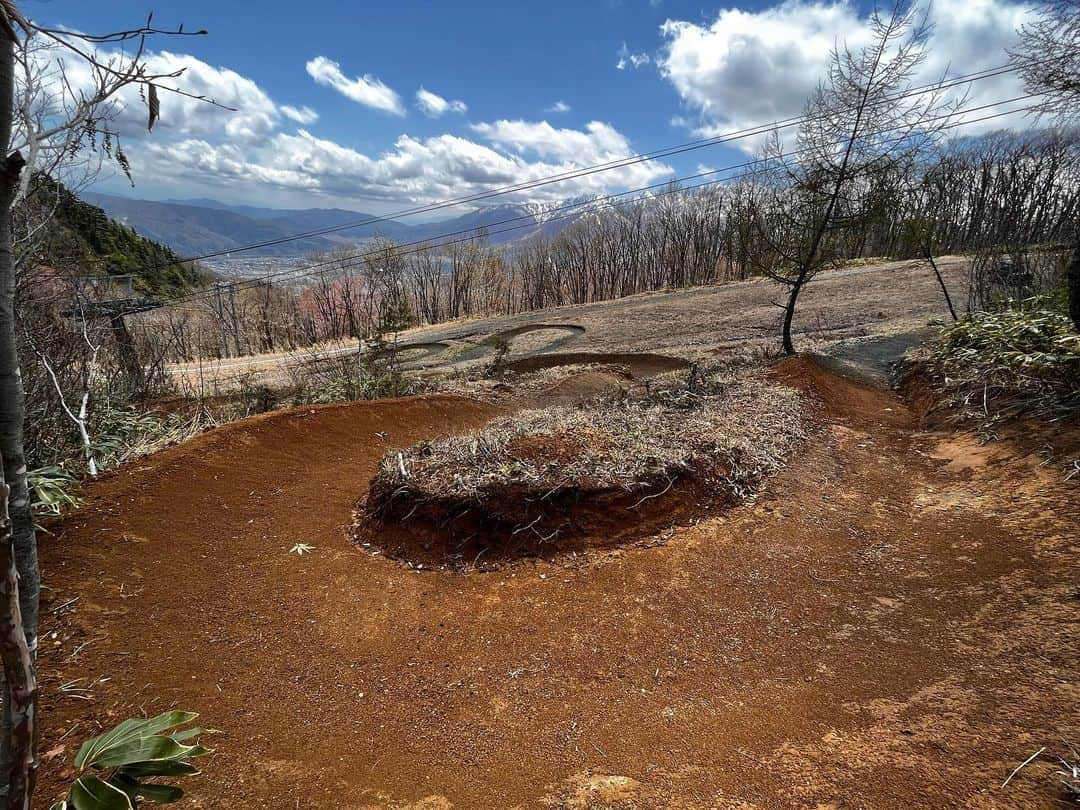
[134,782,184,804]
[76,712,199,768]
[106,773,140,801]
[109,773,185,804]
[117,760,201,778]
[169,726,215,743]
[69,776,134,810]
[92,736,197,770]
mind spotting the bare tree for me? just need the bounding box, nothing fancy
[0,3,221,804]
[1012,0,1080,329]
[754,1,961,354]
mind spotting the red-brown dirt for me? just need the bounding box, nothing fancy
[35,359,1079,808]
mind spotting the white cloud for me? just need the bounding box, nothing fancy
[102,51,280,141]
[281,105,319,125]
[616,42,651,70]
[415,87,467,117]
[658,0,1033,148]
[305,56,405,116]
[545,101,572,113]
[37,46,291,144]
[132,119,673,206]
[471,119,638,163]
[50,44,668,209]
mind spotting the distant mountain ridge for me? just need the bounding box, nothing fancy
[83,192,574,259]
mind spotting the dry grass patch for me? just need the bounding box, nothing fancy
[901,307,1080,476]
[902,307,1080,426]
[358,366,808,568]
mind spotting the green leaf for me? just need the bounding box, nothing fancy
[106,774,140,801]
[117,760,201,778]
[76,712,199,769]
[92,736,198,769]
[168,726,214,743]
[69,776,134,810]
[134,783,184,804]
[108,774,184,804]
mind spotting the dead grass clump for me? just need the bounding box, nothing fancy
[902,307,1080,427]
[361,368,807,565]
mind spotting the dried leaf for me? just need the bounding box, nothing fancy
[147,84,160,132]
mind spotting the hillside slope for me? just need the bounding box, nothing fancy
[38,180,209,297]
[84,192,356,258]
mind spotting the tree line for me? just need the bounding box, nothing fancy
[110,126,1077,367]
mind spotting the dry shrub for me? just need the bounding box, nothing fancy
[363,367,807,563]
[902,306,1080,427]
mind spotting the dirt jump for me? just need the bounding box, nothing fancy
[36,356,1078,808]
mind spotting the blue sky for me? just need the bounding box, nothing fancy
[30,0,1033,215]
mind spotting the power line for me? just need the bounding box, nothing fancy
[159,98,1053,388]
[150,94,1041,311]
[32,93,1041,315]
[134,62,1026,269]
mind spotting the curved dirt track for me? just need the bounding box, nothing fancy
[37,361,1079,809]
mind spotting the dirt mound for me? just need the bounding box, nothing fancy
[485,323,586,344]
[357,371,806,570]
[527,368,632,407]
[357,464,708,571]
[506,351,689,378]
[485,324,585,356]
[374,341,450,365]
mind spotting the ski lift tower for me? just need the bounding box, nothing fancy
[61,273,164,388]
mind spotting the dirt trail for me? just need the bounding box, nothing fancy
[37,359,1078,809]
[174,256,970,391]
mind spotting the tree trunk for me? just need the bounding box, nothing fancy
[110,313,144,395]
[927,253,958,321]
[1069,232,1080,333]
[0,25,39,808]
[781,267,810,355]
[0,481,34,809]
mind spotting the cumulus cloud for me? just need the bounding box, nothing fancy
[55,50,280,142]
[471,119,639,163]
[55,45,668,209]
[37,46,304,144]
[616,42,651,70]
[131,119,672,206]
[658,0,1032,146]
[545,101,571,113]
[415,87,467,117]
[281,105,319,125]
[305,56,405,116]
